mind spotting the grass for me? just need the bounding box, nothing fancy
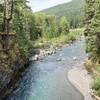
[90,64,100,97]
[34,28,84,49]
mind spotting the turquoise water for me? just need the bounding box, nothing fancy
[8,38,87,100]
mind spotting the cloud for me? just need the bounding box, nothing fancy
[28,0,72,12]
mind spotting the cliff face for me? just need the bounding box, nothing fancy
[0,33,29,99]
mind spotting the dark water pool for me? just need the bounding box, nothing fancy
[8,37,87,100]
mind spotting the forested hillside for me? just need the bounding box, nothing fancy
[40,0,85,28]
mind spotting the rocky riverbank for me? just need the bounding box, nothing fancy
[29,41,74,62]
[29,36,84,62]
[68,67,93,100]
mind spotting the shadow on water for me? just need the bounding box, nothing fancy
[8,38,86,100]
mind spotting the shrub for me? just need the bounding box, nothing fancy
[92,76,100,96]
[84,60,95,73]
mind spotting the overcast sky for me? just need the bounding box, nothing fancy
[28,0,72,12]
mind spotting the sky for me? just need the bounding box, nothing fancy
[28,0,72,12]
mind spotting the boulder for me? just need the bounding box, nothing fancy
[29,55,39,61]
[56,58,62,61]
[73,57,77,60]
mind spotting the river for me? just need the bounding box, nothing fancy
[8,37,87,100]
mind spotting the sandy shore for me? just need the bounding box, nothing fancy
[68,67,93,100]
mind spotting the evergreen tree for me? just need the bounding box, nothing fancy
[60,16,69,35]
[84,0,95,59]
[42,15,59,38]
[85,0,100,63]
[90,0,100,62]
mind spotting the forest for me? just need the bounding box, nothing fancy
[0,0,100,99]
[41,0,85,28]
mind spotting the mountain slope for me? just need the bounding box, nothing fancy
[41,0,85,16]
[40,0,85,28]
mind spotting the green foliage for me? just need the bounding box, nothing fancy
[92,76,100,96]
[34,29,83,48]
[34,13,46,38]
[60,16,69,35]
[0,0,82,57]
[0,0,70,56]
[85,0,100,96]
[91,0,100,62]
[40,0,85,28]
[12,0,33,56]
[85,0,100,63]
[32,13,69,39]
[0,0,34,56]
[42,15,59,38]
[84,0,95,54]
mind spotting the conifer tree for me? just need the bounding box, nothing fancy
[85,0,100,63]
[84,0,95,58]
[90,0,100,62]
